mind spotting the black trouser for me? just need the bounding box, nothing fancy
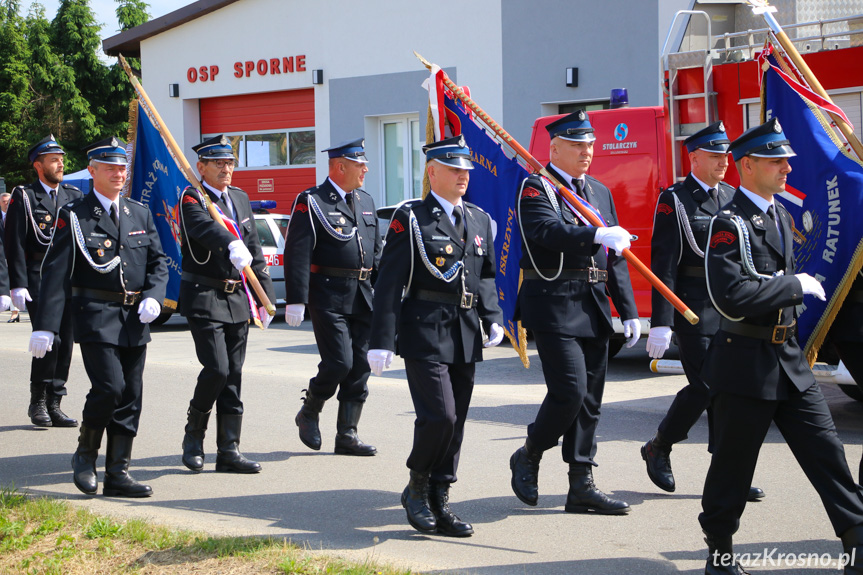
[307,307,371,403]
[404,359,475,483]
[657,332,713,449]
[27,297,74,396]
[834,340,863,387]
[528,330,609,465]
[79,342,146,436]
[700,382,863,537]
[187,317,248,415]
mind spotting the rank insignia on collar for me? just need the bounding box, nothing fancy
[104,239,112,248]
[752,215,763,226]
[94,206,103,216]
[436,256,446,267]
[123,205,130,216]
[431,207,442,216]
[329,192,338,201]
[445,244,453,254]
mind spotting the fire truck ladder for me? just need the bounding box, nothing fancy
[662,10,719,183]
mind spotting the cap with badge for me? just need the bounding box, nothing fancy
[684,121,731,154]
[546,110,596,143]
[83,137,127,165]
[728,117,796,162]
[323,138,368,163]
[28,134,66,163]
[193,135,236,160]
[423,135,474,170]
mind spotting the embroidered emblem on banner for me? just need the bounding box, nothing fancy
[710,230,737,248]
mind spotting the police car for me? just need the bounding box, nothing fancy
[251,200,289,305]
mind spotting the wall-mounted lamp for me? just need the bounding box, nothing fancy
[312,69,324,85]
[566,67,578,88]
[168,84,180,98]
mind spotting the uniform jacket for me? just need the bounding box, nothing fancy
[283,179,382,314]
[828,274,863,344]
[0,231,9,295]
[703,189,812,399]
[650,174,734,336]
[516,165,637,337]
[35,193,168,347]
[370,195,503,363]
[5,180,82,294]
[178,185,275,324]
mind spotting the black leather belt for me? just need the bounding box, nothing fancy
[720,318,796,344]
[72,287,141,306]
[310,264,372,281]
[413,288,477,309]
[678,265,706,278]
[523,268,608,283]
[181,271,242,294]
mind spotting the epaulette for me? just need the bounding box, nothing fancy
[228,185,248,195]
[464,201,487,215]
[664,181,684,192]
[125,197,145,207]
[60,183,81,192]
[65,197,87,209]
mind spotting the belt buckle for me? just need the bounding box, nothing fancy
[224,280,240,294]
[587,268,606,283]
[358,268,371,281]
[122,291,139,306]
[771,325,787,344]
[460,291,475,309]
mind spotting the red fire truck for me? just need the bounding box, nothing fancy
[528,11,863,357]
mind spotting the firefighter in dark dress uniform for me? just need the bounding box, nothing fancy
[30,137,168,497]
[699,118,863,574]
[178,135,276,475]
[510,111,640,515]
[6,135,82,428]
[641,122,764,503]
[0,228,10,311]
[368,135,504,536]
[283,138,382,456]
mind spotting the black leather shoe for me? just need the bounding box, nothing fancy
[565,464,630,515]
[401,470,436,534]
[429,480,473,537]
[641,433,675,492]
[746,487,765,502]
[8,313,19,323]
[704,532,750,574]
[841,525,863,575]
[510,439,542,506]
[28,382,52,427]
[182,405,210,472]
[295,387,325,451]
[47,393,78,427]
[72,425,103,495]
[334,402,376,456]
[215,414,261,473]
[103,435,152,498]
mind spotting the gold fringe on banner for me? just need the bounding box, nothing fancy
[123,98,139,198]
[422,103,435,199]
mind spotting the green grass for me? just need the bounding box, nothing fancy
[0,485,412,574]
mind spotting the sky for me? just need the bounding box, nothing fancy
[27,0,187,43]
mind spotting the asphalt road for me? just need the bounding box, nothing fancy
[1,309,862,574]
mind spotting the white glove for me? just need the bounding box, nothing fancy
[28,330,54,358]
[593,226,632,253]
[623,318,642,349]
[367,349,394,376]
[646,326,672,359]
[284,303,305,327]
[796,273,826,301]
[258,306,273,329]
[228,240,253,271]
[11,287,31,311]
[0,295,10,312]
[137,297,161,324]
[484,323,505,348]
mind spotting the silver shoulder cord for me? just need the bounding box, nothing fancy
[39,208,73,280]
[517,176,564,281]
[409,209,464,283]
[672,192,701,260]
[71,211,122,274]
[179,188,211,266]
[21,189,53,246]
[705,214,775,322]
[308,195,357,243]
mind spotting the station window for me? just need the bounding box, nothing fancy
[558,101,609,115]
[205,129,315,169]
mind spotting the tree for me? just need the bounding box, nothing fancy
[0,0,35,185]
[106,0,150,137]
[116,0,149,31]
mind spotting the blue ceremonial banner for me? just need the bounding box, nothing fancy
[128,101,188,310]
[441,90,530,365]
[763,49,863,361]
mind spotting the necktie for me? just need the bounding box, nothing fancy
[708,187,718,204]
[345,192,353,208]
[48,189,56,209]
[453,205,464,241]
[574,178,586,200]
[110,204,119,229]
[767,205,784,253]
